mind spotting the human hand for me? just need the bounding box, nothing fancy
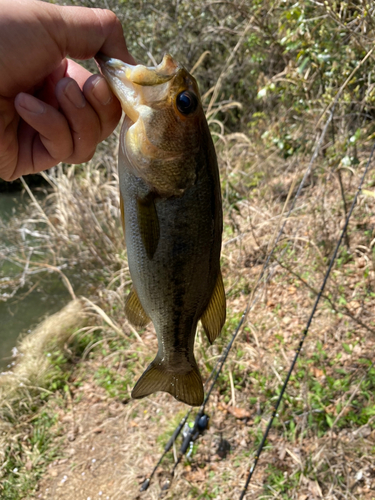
[0,0,135,181]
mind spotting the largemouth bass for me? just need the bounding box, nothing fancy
[96,53,226,406]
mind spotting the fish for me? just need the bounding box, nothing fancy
[96,53,226,406]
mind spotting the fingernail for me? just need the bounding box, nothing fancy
[92,75,113,105]
[17,93,45,115]
[64,80,86,108]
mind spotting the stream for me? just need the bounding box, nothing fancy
[0,192,77,371]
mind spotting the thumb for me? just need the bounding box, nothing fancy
[55,5,135,63]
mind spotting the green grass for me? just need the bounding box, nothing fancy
[94,364,133,399]
[1,410,62,500]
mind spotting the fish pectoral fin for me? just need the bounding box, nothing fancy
[131,357,204,406]
[125,287,151,328]
[200,270,226,344]
[136,193,160,260]
[120,191,125,237]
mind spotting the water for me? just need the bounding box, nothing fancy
[0,192,76,370]
[0,272,76,371]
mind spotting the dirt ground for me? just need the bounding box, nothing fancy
[34,381,375,500]
[34,382,253,500]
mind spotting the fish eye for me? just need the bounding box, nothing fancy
[176,91,198,115]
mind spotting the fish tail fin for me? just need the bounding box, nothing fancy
[131,356,204,406]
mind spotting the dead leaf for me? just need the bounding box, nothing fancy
[217,402,228,411]
[227,406,252,419]
[185,467,207,483]
[357,257,366,269]
[348,300,360,313]
[282,316,292,325]
[307,479,323,498]
[312,367,324,378]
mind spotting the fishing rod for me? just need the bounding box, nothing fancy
[140,323,239,492]
[139,103,339,492]
[138,47,375,497]
[139,106,342,493]
[139,409,193,491]
[168,311,247,474]
[139,313,244,492]
[239,142,375,499]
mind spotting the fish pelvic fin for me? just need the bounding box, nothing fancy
[200,270,226,344]
[125,287,151,328]
[131,356,204,406]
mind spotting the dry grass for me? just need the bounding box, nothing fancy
[3,127,374,499]
[0,299,85,390]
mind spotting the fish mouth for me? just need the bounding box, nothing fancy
[95,53,179,123]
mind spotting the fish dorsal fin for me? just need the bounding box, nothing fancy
[120,191,125,236]
[200,271,226,344]
[136,193,160,260]
[131,355,204,406]
[125,287,151,328]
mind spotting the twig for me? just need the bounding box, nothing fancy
[190,50,211,75]
[228,368,236,407]
[20,176,59,236]
[206,19,254,116]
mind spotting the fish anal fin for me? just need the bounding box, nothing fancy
[125,288,151,328]
[200,271,226,344]
[136,193,160,260]
[120,191,125,236]
[132,357,204,406]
